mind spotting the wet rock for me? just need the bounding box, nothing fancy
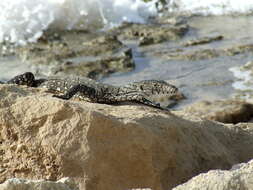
[167,48,220,61]
[53,48,134,80]
[183,35,223,47]
[0,85,253,190]
[241,60,253,70]
[15,32,135,79]
[162,43,253,61]
[157,15,189,26]
[225,44,253,56]
[139,36,155,46]
[112,22,189,45]
[180,100,253,124]
[0,178,78,190]
[173,159,253,190]
[76,34,124,56]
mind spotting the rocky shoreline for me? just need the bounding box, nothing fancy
[0,17,189,81]
[2,15,253,105]
[1,12,253,190]
[0,84,253,190]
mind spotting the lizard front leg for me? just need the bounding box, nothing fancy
[104,91,166,110]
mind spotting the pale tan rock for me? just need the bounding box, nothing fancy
[180,100,253,123]
[0,85,253,190]
[173,159,253,190]
[0,177,78,190]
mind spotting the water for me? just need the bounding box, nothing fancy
[0,0,157,45]
[167,0,253,15]
[0,56,34,81]
[2,0,253,45]
[100,15,253,107]
[229,67,252,91]
[1,1,253,107]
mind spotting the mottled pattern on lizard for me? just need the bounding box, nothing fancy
[2,72,184,110]
[123,80,184,101]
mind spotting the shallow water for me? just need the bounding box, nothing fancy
[0,56,33,81]
[1,15,253,108]
[0,0,157,45]
[167,0,253,15]
[102,15,253,107]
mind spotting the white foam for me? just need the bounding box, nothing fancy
[229,66,253,91]
[167,0,253,15]
[2,0,253,45]
[0,0,158,45]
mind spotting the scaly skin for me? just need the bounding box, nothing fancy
[2,72,184,110]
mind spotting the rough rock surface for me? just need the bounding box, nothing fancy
[182,35,223,47]
[0,177,78,190]
[15,32,135,80]
[155,43,253,61]
[173,159,253,190]
[111,22,189,45]
[0,85,253,190]
[179,100,253,124]
[52,48,134,80]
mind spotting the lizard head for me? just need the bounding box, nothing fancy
[138,80,185,108]
[7,72,35,87]
[165,84,185,101]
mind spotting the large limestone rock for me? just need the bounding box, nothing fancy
[0,177,78,190]
[173,159,253,190]
[0,84,253,190]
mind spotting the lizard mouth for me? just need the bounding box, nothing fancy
[145,92,185,108]
[172,92,186,100]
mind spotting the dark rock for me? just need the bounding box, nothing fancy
[181,100,253,124]
[15,32,135,79]
[160,43,253,61]
[53,48,134,80]
[183,35,223,47]
[111,22,189,45]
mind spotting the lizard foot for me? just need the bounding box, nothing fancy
[53,94,71,100]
